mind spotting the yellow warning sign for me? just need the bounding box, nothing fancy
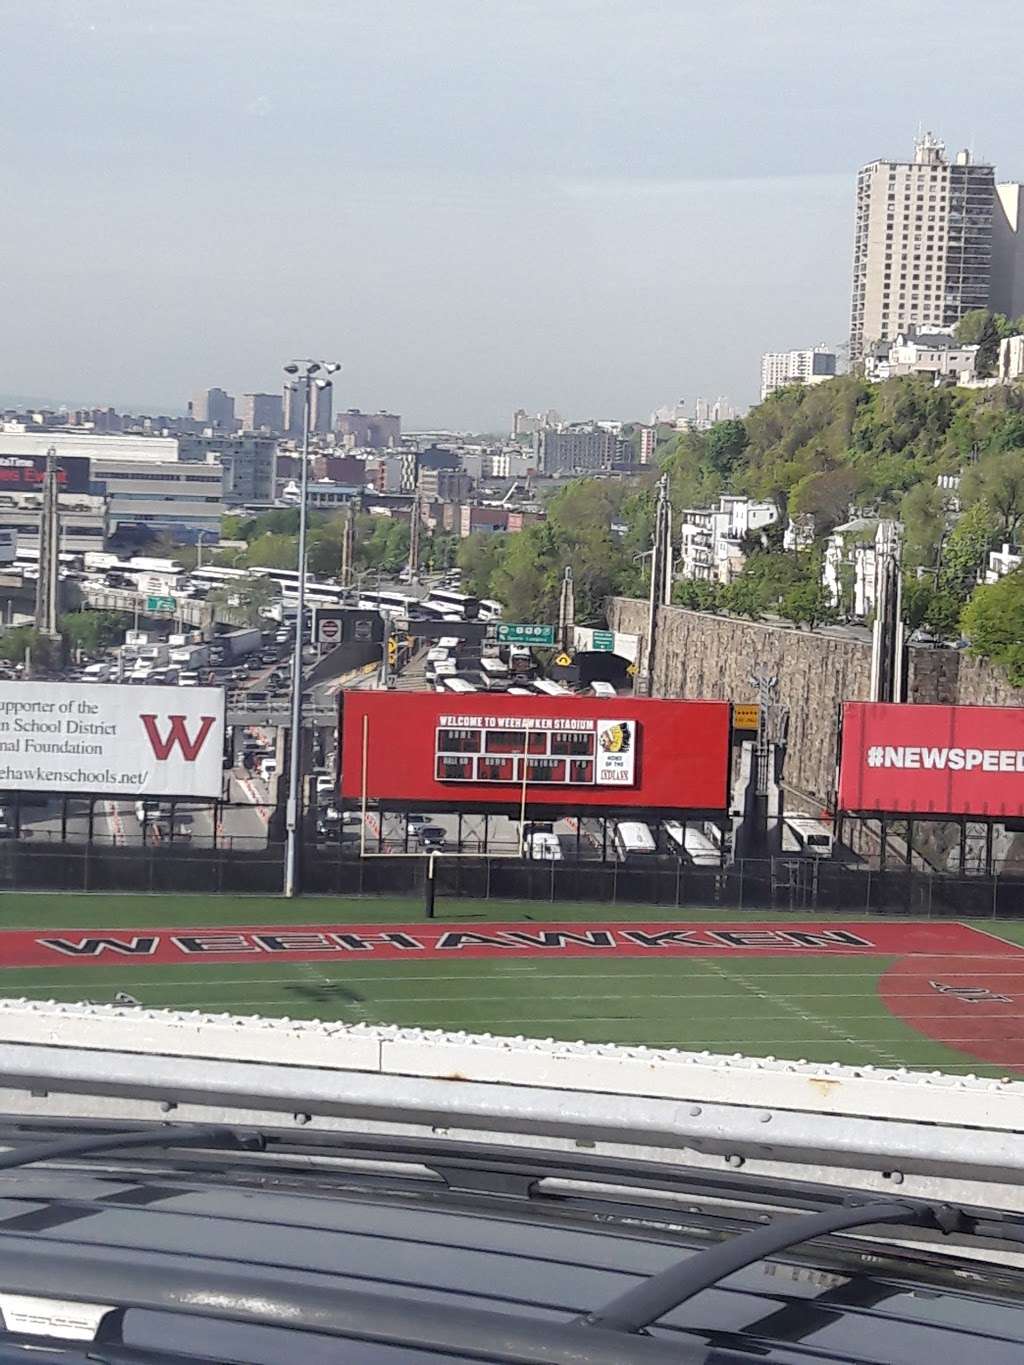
[626,663,636,676]
[554,652,572,666]
[733,703,760,730]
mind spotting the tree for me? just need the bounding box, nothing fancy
[900,482,945,568]
[961,569,1024,682]
[672,579,723,612]
[0,627,60,671]
[703,419,748,478]
[937,502,994,600]
[59,611,132,655]
[955,308,1001,375]
[962,452,1024,542]
[456,533,507,598]
[780,580,835,630]
[790,466,863,534]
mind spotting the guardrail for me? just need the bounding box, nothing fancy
[0,1000,1021,1207]
[81,586,250,629]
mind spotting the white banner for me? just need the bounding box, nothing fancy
[0,683,225,797]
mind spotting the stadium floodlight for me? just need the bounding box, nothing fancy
[281,358,341,898]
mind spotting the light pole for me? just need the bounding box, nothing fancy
[195,529,215,569]
[282,359,340,898]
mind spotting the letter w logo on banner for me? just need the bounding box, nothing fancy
[140,714,217,762]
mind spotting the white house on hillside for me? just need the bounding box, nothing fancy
[677,495,779,584]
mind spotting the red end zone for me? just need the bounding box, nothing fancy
[0,918,1002,968]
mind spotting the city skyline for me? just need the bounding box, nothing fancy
[1,2,1022,427]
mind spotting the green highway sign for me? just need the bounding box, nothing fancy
[497,623,555,646]
[591,629,615,651]
[146,595,177,613]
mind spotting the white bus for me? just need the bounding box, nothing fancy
[424,588,480,619]
[478,598,503,622]
[533,679,572,697]
[664,822,722,867]
[782,816,835,858]
[480,657,510,682]
[440,676,477,693]
[612,821,657,863]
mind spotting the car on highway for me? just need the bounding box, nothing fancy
[415,823,447,850]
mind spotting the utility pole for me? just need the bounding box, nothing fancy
[339,503,354,589]
[34,445,61,641]
[870,519,904,703]
[557,566,575,652]
[637,473,672,696]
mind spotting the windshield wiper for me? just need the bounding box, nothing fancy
[0,1124,263,1172]
[579,1198,1024,1334]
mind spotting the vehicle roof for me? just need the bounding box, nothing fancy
[1,1130,1023,1363]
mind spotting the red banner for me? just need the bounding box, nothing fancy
[0,920,999,968]
[840,702,1024,817]
[340,692,730,811]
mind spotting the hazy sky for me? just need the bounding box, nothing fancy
[0,0,1021,429]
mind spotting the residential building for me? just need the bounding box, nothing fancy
[190,387,235,431]
[677,496,779,584]
[993,183,1024,321]
[864,329,979,382]
[418,468,473,503]
[0,492,107,554]
[489,449,534,479]
[535,424,628,475]
[91,459,224,540]
[335,410,401,448]
[986,542,1023,583]
[512,409,561,437]
[850,132,996,361]
[237,393,283,434]
[456,504,544,537]
[998,334,1024,383]
[311,455,365,485]
[399,448,419,491]
[760,346,837,401]
[311,382,332,435]
[281,480,361,510]
[282,384,302,439]
[178,434,277,505]
[822,518,879,618]
[638,426,656,465]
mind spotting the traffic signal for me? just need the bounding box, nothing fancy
[387,636,398,664]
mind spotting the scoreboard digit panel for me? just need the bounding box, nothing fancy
[434,713,634,787]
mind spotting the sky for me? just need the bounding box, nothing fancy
[0,0,1021,429]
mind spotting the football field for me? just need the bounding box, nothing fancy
[0,893,1022,1076]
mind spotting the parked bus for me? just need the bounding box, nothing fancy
[533,679,572,697]
[664,822,722,867]
[440,676,477,693]
[424,588,480,619]
[612,821,657,863]
[782,816,835,858]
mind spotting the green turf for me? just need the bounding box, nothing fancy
[0,892,1019,1075]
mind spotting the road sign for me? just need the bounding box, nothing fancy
[497,623,555,646]
[145,595,176,613]
[353,618,373,642]
[387,637,398,663]
[317,617,342,645]
[553,652,572,667]
[733,703,760,730]
[591,629,615,651]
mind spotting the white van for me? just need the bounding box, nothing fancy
[259,757,278,783]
